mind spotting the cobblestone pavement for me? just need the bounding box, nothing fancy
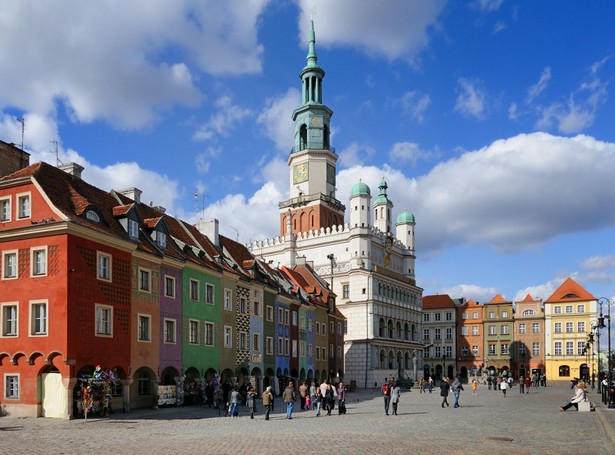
[1,382,614,455]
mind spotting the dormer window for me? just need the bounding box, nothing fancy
[86,210,100,223]
[156,231,167,248]
[128,219,139,239]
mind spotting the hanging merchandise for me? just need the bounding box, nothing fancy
[77,365,115,420]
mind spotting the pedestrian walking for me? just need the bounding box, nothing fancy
[283,381,296,419]
[309,381,317,410]
[381,379,392,415]
[500,378,507,397]
[229,385,240,416]
[299,381,308,410]
[325,383,335,415]
[451,376,464,408]
[390,381,401,415]
[519,376,525,394]
[525,376,531,394]
[440,377,450,407]
[428,376,434,393]
[472,379,478,396]
[262,386,273,420]
[487,376,492,390]
[419,377,425,394]
[338,382,347,415]
[247,386,257,419]
[314,388,323,417]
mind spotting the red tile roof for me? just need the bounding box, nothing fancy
[422,294,456,309]
[545,277,596,303]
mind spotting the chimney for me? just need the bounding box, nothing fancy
[0,140,30,177]
[196,218,219,247]
[118,187,142,203]
[59,162,84,179]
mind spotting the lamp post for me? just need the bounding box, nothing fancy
[597,298,613,381]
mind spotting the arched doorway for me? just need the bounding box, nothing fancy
[460,365,468,381]
[579,363,589,381]
[131,367,157,410]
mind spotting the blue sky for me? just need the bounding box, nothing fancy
[2,0,615,319]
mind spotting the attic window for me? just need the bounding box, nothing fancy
[562,293,579,299]
[156,231,167,248]
[128,219,139,239]
[86,210,100,223]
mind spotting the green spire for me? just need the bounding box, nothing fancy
[307,20,318,68]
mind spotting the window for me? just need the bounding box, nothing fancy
[577,341,585,356]
[95,304,113,336]
[461,346,468,356]
[5,375,19,399]
[293,340,298,358]
[488,325,496,335]
[164,319,176,344]
[532,342,540,355]
[138,314,151,341]
[472,345,479,356]
[434,313,441,321]
[0,197,11,221]
[239,332,248,350]
[489,344,496,355]
[239,297,247,314]
[342,284,349,299]
[205,322,214,346]
[205,284,214,304]
[519,323,526,334]
[224,289,233,310]
[519,344,526,355]
[266,305,274,322]
[488,312,495,319]
[293,311,298,326]
[2,251,17,279]
[278,337,284,355]
[253,300,262,317]
[189,320,199,344]
[565,305,573,314]
[461,326,468,336]
[322,322,327,336]
[338,322,342,334]
[284,309,290,325]
[338,346,343,359]
[423,313,429,322]
[97,252,112,281]
[565,322,573,333]
[445,312,452,321]
[523,309,536,315]
[278,308,283,324]
[253,332,261,351]
[554,342,562,355]
[316,322,320,335]
[501,343,509,355]
[190,279,199,301]
[554,322,562,333]
[128,219,139,239]
[329,344,334,358]
[472,312,478,319]
[446,328,452,339]
[164,276,175,298]
[472,326,479,336]
[532,323,540,333]
[434,328,441,340]
[156,231,167,248]
[316,346,320,360]
[17,193,30,219]
[308,319,313,332]
[138,268,151,292]
[501,325,509,335]
[266,336,273,355]
[30,301,47,335]
[1,303,18,336]
[137,372,151,395]
[577,305,585,313]
[31,247,47,277]
[330,321,334,334]
[577,321,585,333]
[285,338,290,356]
[565,341,574,356]
[501,311,508,318]
[86,210,100,222]
[224,326,232,348]
[554,306,562,314]
[423,329,429,340]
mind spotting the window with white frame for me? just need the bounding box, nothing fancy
[501,343,509,355]
[293,340,298,357]
[472,312,478,319]
[156,231,167,248]
[316,346,320,360]
[239,296,247,314]
[31,247,47,277]
[472,325,479,336]
[86,210,100,222]
[300,340,305,356]
[189,320,199,344]
[554,322,562,333]
[97,252,112,281]
[138,314,151,341]
[17,193,30,219]
[532,323,540,333]
[95,304,113,337]
[321,346,326,360]
[278,308,283,324]
[1,303,18,337]
[565,341,574,355]
[338,346,343,358]
[554,306,562,314]
[308,344,313,357]
[190,279,199,301]
[204,322,214,346]
[205,283,214,304]
[2,251,17,279]
[164,276,175,298]
[30,301,47,335]
[128,219,139,239]
[322,322,327,336]
[342,284,349,299]
[329,344,334,358]
[472,345,479,356]
[565,305,573,313]
[434,312,441,321]
[423,328,429,340]
[239,331,248,350]
[488,325,496,335]
[445,312,452,321]
[519,323,526,334]
[137,371,151,395]
[224,326,232,348]
[532,342,540,355]
[565,322,573,333]
[523,309,536,315]
[138,268,151,292]
[501,325,509,335]
[489,344,496,355]
[0,197,11,221]
[253,300,262,317]
[461,345,468,356]
[284,309,289,325]
[461,326,468,336]
[278,337,283,355]
[316,322,320,335]
[253,332,261,351]
[501,311,508,318]
[293,311,298,326]
[5,374,19,399]
[577,304,585,313]
[266,305,273,321]
[577,341,585,356]
[434,328,441,340]
[446,328,452,339]
[224,289,233,310]
[577,321,585,333]
[423,313,429,322]
[554,341,562,355]
[489,312,495,319]
[266,336,273,355]
[164,319,176,344]
[285,338,290,356]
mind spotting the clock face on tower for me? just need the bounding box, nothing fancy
[293,163,309,184]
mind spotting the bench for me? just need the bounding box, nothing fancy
[578,401,593,412]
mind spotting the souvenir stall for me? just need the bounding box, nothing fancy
[76,366,115,420]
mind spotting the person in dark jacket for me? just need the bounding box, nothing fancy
[247,386,258,419]
[440,377,451,407]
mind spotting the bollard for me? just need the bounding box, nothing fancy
[609,382,615,409]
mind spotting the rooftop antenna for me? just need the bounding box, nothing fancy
[18,118,25,150]
[194,189,209,220]
[50,140,62,166]
[230,226,239,242]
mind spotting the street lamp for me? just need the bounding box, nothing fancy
[597,298,613,381]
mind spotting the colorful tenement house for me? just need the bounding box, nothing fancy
[544,277,597,381]
[422,295,458,380]
[482,294,515,377]
[0,148,344,418]
[456,299,484,378]
[248,21,423,388]
[512,294,545,379]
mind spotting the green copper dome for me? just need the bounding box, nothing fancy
[373,177,391,206]
[396,209,415,225]
[350,180,371,197]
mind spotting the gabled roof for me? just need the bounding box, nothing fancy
[422,294,455,309]
[488,293,508,304]
[522,294,536,302]
[545,277,596,303]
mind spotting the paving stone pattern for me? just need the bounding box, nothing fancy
[1,382,614,455]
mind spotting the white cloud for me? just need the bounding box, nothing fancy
[256,88,300,152]
[193,96,252,141]
[0,0,271,130]
[337,143,376,168]
[492,21,507,34]
[526,67,551,104]
[297,0,446,65]
[471,0,505,12]
[389,142,431,166]
[508,102,518,120]
[454,78,486,119]
[513,275,574,303]
[435,283,500,304]
[398,91,431,122]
